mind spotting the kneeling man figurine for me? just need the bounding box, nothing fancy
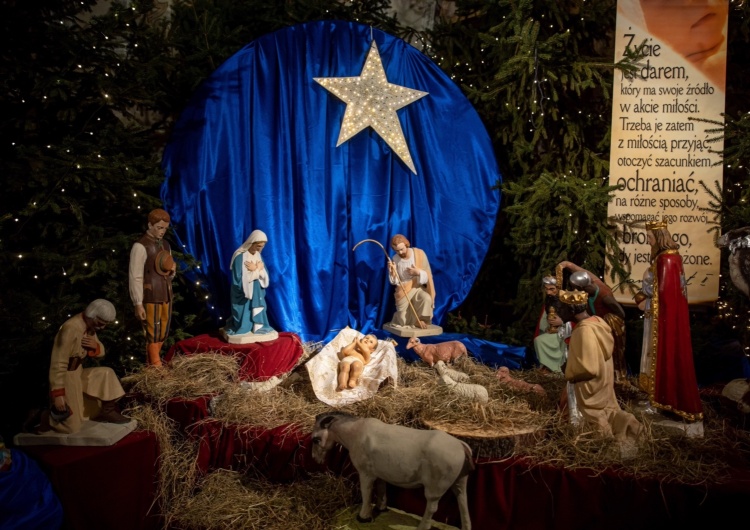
[383,234,442,337]
[45,299,129,434]
[558,290,643,450]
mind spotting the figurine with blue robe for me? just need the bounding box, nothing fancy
[221,230,279,344]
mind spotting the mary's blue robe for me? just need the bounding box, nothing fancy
[225,251,274,336]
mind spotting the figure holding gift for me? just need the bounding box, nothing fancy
[558,261,628,383]
[558,290,643,446]
[533,275,566,373]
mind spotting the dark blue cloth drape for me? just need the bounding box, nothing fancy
[161,21,501,343]
[0,450,63,530]
[386,332,527,370]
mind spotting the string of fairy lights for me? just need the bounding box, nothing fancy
[417,6,750,354]
[3,2,750,358]
[2,4,193,352]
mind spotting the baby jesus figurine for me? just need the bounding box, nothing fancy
[336,334,377,391]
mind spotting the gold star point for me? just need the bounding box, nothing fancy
[314,40,428,174]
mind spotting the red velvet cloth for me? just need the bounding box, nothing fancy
[172,415,750,529]
[388,456,750,529]
[187,419,353,481]
[163,396,212,433]
[169,417,361,481]
[164,331,304,381]
[20,431,162,530]
[652,251,703,419]
[123,394,212,435]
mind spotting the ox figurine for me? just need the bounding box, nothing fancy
[406,336,467,367]
[716,226,750,300]
[311,411,473,530]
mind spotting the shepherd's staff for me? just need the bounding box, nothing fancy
[352,238,426,329]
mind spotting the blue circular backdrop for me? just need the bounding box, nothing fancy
[161,20,501,342]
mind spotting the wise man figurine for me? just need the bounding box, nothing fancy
[558,289,643,454]
[533,275,566,373]
[635,220,703,425]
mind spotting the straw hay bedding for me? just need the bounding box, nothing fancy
[123,350,750,529]
[168,468,358,530]
[125,399,358,530]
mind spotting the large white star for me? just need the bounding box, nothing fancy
[314,40,428,174]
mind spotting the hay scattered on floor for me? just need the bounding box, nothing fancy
[168,469,357,530]
[514,405,750,485]
[124,398,355,530]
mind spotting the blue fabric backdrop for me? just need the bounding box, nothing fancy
[161,21,501,343]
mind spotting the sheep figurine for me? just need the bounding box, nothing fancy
[437,372,489,404]
[496,366,546,396]
[433,360,488,403]
[434,360,471,383]
[406,336,467,367]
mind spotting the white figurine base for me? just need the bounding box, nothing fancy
[382,322,443,338]
[334,505,459,529]
[653,418,704,438]
[14,419,137,447]
[219,327,279,344]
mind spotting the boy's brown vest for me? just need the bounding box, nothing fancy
[138,234,173,304]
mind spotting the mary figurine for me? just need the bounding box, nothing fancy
[221,230,279,344]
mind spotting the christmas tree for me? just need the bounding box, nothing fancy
[1,0,749,442]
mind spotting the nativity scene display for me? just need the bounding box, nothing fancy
[5,13,750,530]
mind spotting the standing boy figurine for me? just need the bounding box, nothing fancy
[129,208,175,367]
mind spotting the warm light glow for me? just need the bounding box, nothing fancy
[314,40,428,174]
